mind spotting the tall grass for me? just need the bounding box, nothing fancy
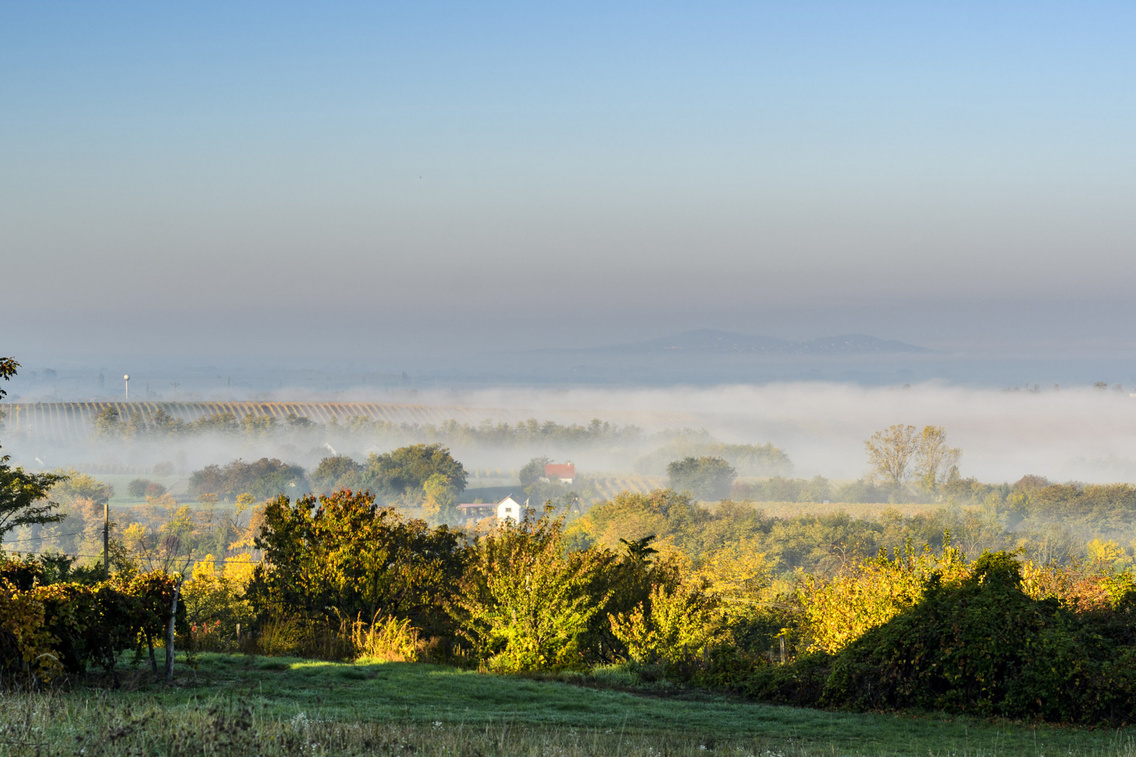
[3,656,1135,756]
[249,613,423,662]
[348,612,422,662]
[11,690,1131,757]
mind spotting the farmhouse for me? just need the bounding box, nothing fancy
[455,495,530,527]
[543,462,575,484]
[495,495,527,523]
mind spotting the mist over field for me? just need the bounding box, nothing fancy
[378,382,1136,484]
[5,381,1136,486]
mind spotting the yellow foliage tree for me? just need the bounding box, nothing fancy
[798,540,969,654]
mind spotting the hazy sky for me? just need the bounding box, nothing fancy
[4,2,1135,364]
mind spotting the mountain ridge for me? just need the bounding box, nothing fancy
[568,329,930,356]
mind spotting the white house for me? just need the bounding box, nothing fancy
[496,495,529,524]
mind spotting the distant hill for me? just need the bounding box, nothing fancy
[590,329,930,356]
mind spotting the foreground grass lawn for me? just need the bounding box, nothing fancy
[1,654,1133,756]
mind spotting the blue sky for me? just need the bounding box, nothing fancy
[3,2,1135,363]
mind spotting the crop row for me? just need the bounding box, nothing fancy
[2,401,482,445]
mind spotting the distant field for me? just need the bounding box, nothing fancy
[590,474,664,499]
[2,654,1129,757]
[3,401,488,445]
[708,500,981,519]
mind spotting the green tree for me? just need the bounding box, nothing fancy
[454,509,609,672]
[0,465,65,544]
[0,358,66,544]
[249,490,468,644]
[422,473,458,522]
[362,443,467,506]
[518,457,551,488]
[666,456,736,500]
[92,407,121,437]
[310,455,363,493]
[188,412,240,435]
[241,414,277,436]
[188,458,307,502]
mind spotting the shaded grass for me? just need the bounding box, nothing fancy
[1,654,1133,756]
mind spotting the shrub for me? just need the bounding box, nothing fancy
[610,582,720,669]
[454,510,609,673]
[818,552,1136,724]
[0,581,59,685]
[797,540,968,654]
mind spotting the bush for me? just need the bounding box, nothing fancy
[454,510,609,673]
[0,557,181,685]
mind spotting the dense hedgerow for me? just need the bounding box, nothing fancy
[0,560,182,686]
[742,551,1136,725]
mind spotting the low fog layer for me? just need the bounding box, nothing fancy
[428,383,1136,483]
[4,382,1136,486]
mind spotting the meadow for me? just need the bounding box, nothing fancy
[2,654,1134,757]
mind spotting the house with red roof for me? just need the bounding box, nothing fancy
[543,462,575,484]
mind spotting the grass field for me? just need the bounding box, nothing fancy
[706,500,980,519]
[1,655,1133,756]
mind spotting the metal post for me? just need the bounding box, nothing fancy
[124,374,130,401]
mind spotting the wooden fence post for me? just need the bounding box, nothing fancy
[165,576,183,684]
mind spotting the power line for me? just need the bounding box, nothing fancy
[3,548,263,564]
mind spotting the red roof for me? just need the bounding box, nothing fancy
[544,463,576,479]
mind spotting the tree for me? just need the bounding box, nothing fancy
[0,357,17,400]
[188,457,307,502]
[248,490,467,642]
[362,443,467,506]
[518,457,552,489]
[666,456,736,500]
[913,425,961,495]
[310,455,363,493]
[454,508,609,672]
[864,424,918,490]
[0,357,66,543]
[0,465,65,544]
[92,407,121,437]
[422,472,458,522]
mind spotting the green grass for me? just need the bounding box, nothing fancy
[2,654,1133,755]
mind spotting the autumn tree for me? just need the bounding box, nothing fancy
[864,424,919,490]
[422,472,459,522]
[913,425,961,495]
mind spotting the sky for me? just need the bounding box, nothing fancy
[3,2,1135,366]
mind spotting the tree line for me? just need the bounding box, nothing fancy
[195,490,1136,723]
